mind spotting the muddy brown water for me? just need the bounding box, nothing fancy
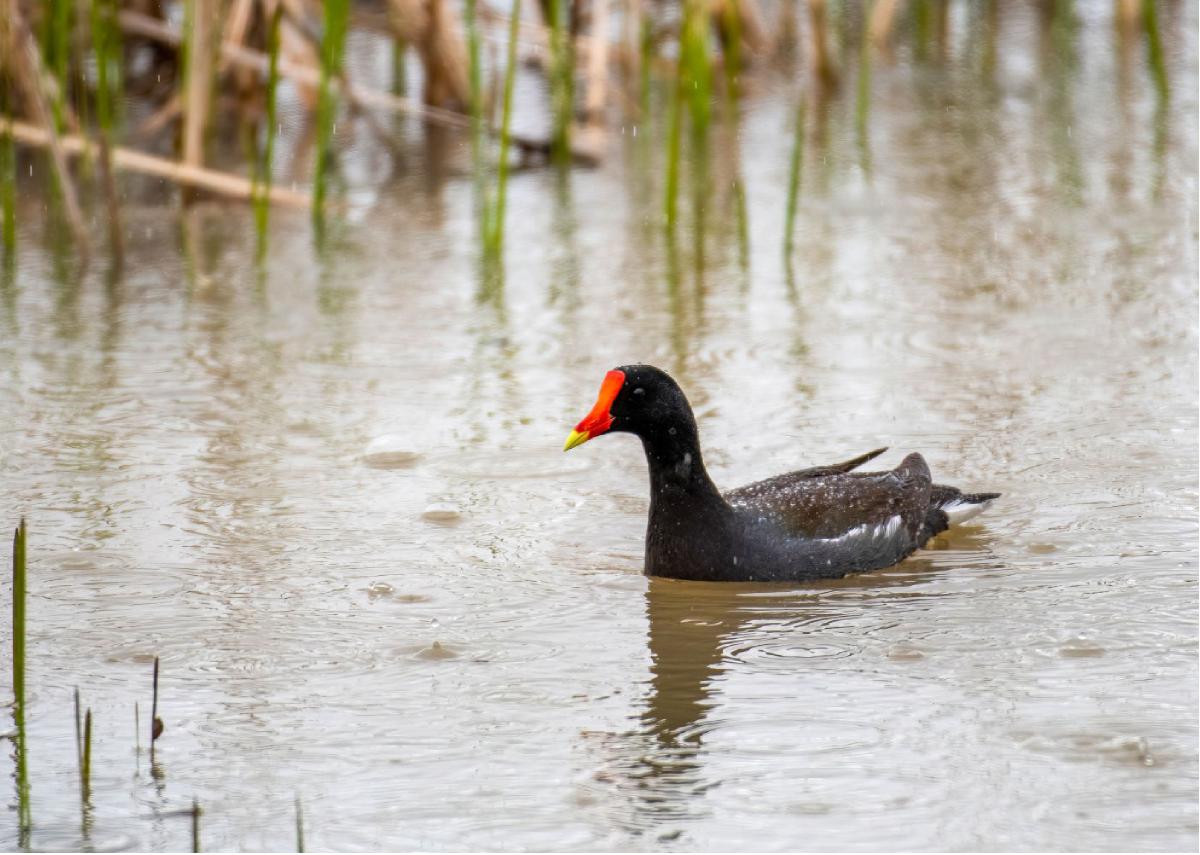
[1,4,1197,851]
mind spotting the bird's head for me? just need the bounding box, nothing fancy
[563,364,692,451]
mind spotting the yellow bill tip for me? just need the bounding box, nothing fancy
[563,429,590,452]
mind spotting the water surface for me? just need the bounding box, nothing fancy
[1,3,1197,850]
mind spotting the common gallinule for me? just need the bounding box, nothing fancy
[564,365,999,582]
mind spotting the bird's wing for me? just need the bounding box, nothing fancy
[726,452,933,541]
[773,446,889,480]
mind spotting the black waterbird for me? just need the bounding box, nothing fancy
[564,365,999,582]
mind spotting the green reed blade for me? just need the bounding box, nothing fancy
[313,0,351,226]
[912,0,931,63]
[90,0,125,267]
[12,519,26,708]
[547,0,573,164]
[680,0,711,134]
[733,175,749,270]
[74,686,82,768]
[485,0,522,255]
[638,15,652,117]
[782,98,806,261]
[12,519,31,843]
[663,50,686,229]
[391,39,408,96]
[855,6,873,175]
[295,795,305,852]
[1142,0,1169,101]
[465,0,484,156]
[255,4,283,256]
[44,0,72,132]
[90,0,122,135]
[2,92,16,261]
[82,708,93,802]
[192,798,202,852]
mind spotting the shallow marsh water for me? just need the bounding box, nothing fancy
[1,3,1198,851]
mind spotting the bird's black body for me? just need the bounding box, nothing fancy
[569,364,999,583]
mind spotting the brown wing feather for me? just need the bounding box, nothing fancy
[723,447,888,504]
[726,452,933,540]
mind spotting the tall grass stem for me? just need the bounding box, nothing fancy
[547,0,574,163]
[255,4,283,256]
[782,99,806,261]
[485,0,521,254]
[1142,0,1169,101]
[12,519,31,842]
[663,63,685,229]
[313,0,350,226]
[82,708,93,802]
[295,795,305,852]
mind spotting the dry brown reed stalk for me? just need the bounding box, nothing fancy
[386,0,471,109]
[271,1,406,157]
[868,0,905,53]
[775,0,798,59]
[807,0,838,88]
[181,0,218,178]
[1116,0,1141,32]
[1,116,313,205]
[0,0,91,259]
[118,9,575,158]
[477,7,673,80]
[221,0,261,98]
[150,656,163,763]
[582,0,610,128]
[714,0,768,62]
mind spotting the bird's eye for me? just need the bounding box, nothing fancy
[633,387,646,397]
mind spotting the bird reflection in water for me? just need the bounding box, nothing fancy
[586,527,999,842]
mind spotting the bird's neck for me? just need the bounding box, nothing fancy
[639,421,738,581]
[640,422,725,508]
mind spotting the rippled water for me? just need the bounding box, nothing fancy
[1,3,1197,851]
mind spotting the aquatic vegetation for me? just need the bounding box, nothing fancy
[0,0,1173,269]
[254,4,284,258]
[465,0,485,171]
[1143,0,1169,101]
[150,654,164,761]
[546,0,574,164]
[1,96,15,262]
[11,519,31,844]
[721,0,744,105]
[679,0,712,136]
[89,0,124,265]
[483,0,522,257]
[313,0,351,226]
[295,795,306,852]
[81,708,93,803]
[391,39,408,96]
[663,65,684,230]
[855,9,873,174]
[638,14,653,117]
[42,0,72,132]
[11,519,27,713]
[192,797,202,852]
[782,98,806,262]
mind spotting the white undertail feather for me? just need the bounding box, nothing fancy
[940,498,995,526]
